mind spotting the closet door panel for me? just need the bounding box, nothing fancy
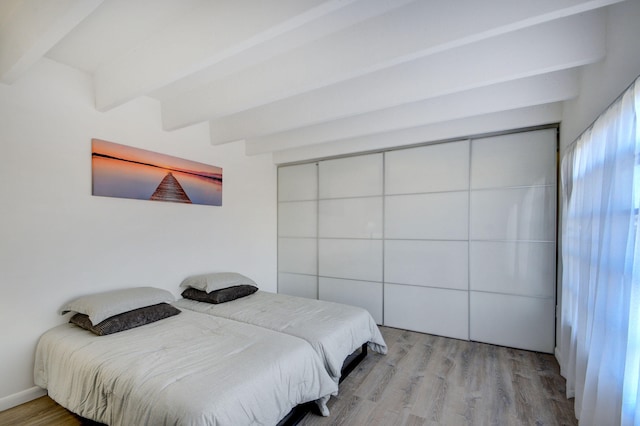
[278,163,317,201]
[470,292,555,353]
[319,239,382,282]
[470,241,556,298]
[278,238,317,275]
[319,197,383,239]
[471,129,556,189]
[278,163,317,298]
[385,140,470,194]
[384,240,468,290]
[385,284,468,340]
[319,154,383,199]
[470,186,556,241]
[278,273,317,299]
[385,192,468,240]
[278,201,317,237]
[319,277,383,324]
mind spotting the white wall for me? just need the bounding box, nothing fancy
[560,0,640,151]
[0,58,277,408]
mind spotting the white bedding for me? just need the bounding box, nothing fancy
[175,291,387,383]
[34,309,338,426]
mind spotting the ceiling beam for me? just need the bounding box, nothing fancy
[44,0,204,74]
[0,0,102,84]
[209,10,605,145]
[159,0,416,129]
[161,0,621,131]
[245,70,578,155]
[271,103,563,165]
[94,0,363,112]
[151,0,413,106]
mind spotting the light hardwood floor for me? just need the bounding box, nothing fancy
[0,396,100,426]
[301,327,577,426]
[0,326,576,426]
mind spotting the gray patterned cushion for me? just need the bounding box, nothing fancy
[181,285,258,304]
[69,303,181,336]
[60,287,175,324]
[179,272,256,293]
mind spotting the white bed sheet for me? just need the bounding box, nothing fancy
[34,309,338,426]
[175,291,387,383]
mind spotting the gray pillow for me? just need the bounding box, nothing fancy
[182,285,258,304]
[179,272,256,293]
[60,287,175,325]
[70,303,181,336]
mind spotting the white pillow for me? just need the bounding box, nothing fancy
[179,272,256,293]
[60,287,175,325]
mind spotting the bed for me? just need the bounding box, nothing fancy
[174,274,387,384]
[35,288,338,426]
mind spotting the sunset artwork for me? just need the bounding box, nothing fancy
[92,139,222,206]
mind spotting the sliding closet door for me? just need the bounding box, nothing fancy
[277,127,557,351]
[318,154,384,323]
[469,129,557,353]
[384,141,470,340]
[277,163,318,299]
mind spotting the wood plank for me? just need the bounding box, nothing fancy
[0,395,101,426]
[300,327,577,426]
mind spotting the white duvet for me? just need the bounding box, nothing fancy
[175,291,387,383]
[34,309,338,426]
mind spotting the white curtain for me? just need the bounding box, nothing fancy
[558,76,640,425]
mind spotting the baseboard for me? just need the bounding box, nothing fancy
[0,387,46,412]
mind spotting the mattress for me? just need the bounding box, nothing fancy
[34,309,338,426]
[175,291,387,383]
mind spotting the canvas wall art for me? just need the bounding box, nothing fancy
[92,139,222,206]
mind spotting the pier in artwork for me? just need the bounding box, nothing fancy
[150,172,192,203]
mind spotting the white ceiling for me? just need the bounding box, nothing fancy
[0,0,626,161]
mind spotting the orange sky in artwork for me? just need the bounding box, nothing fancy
[92,139,222,178]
